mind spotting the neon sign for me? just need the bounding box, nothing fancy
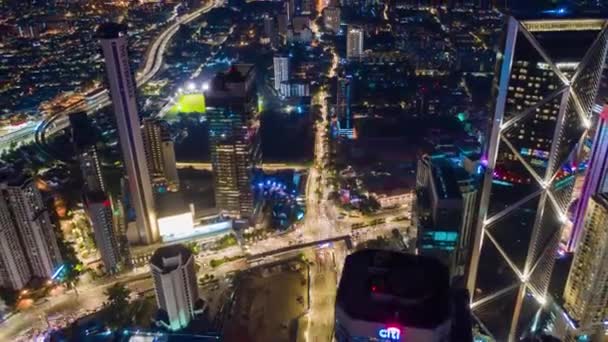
[378,327,401,340]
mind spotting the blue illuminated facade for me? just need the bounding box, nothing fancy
[415,145,480,282]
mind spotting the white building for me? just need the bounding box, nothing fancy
[98,23,159,245]
[0,179,62,286]
[273,55,290,96]
[371,188,413,209]
[286,80,310,98]
[0,192,31,290]
[346,26,363,60]
[150,244,198,331]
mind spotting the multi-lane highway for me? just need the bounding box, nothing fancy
[34,0,218,147]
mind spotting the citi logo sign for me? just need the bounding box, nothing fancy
[378,327,401,340]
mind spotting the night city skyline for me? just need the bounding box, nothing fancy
[1,0,608,341]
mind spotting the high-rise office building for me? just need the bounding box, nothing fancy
[415,149,479,282]
[323,7,341,33]
[467,15,608,340]
[150,244,198,331]
[335,75,354,138]
[335,250,473,341]
[273,55,290,97]
[70,112,105,193]
[563,193,608,340]
[206,65,261,220]
[346,26,363,59]
[569,105,608,251]
[84,192,122,273]
[2,178,62,280]
[97,23,158,245]
[142,118,179,192]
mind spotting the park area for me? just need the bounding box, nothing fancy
[223,259,309,342]
[166,93,206,118]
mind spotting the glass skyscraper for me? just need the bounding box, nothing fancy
[467,15,608,340]
[206,65,261,220]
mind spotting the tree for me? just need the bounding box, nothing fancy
[104,282,132,327]
[185,241,201,255]
[0,288,18,307]
[55,233,83,295]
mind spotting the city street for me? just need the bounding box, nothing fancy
[0,2,411,340]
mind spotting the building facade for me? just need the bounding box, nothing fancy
[0,192,31,290]
[70,112,105,193]
[346,26,363,59]
[206,65,261,220]
[467,16,608,340]
[273,55,290,97]
[335,75,354,138]
[0,178,62,288]
[84,192,122,273]
[97,23,158,245]
[142,118,179,192]
[323,7,341,33]
[150,244,198,331]
[563,193,608,340]
[569,105,608,251]
[415,151,479,282]
[335,250,472,341]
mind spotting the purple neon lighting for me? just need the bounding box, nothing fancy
[569,108,608,251]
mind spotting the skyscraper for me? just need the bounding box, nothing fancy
[206,65,261,220]
[335,75,354,138]
[569,105,608,251]
[0,194,31,290]
[415,150,479,282]
[346,26,363,59]
[273,55,290,97]
[467,15,608,340]
[2,178,62,281]
[335,250,473,341]
[142,118,179,192]
[70,112,105,193]
[150,244,198,331]
[84,192,122,273]
[97,23,158,245]
[563,193,608,340]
